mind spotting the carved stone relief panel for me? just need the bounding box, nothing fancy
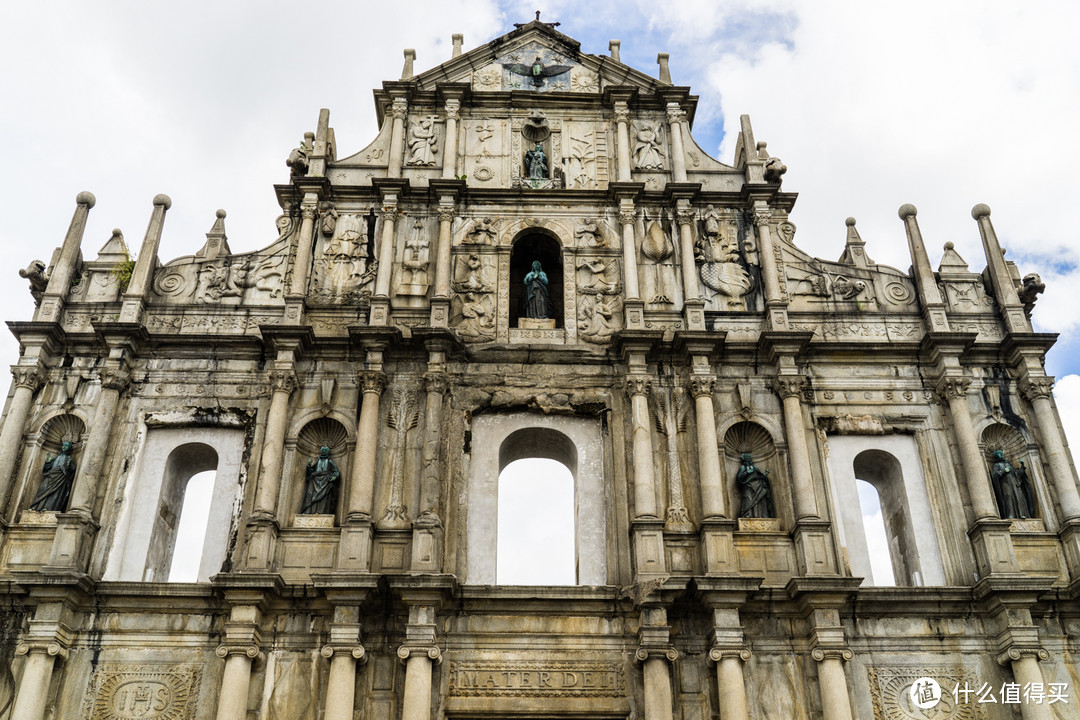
[152,237,288,308]
[695,208,753,311]
[943,280,994,313]
[310,213,376,305]
[866,666,984,720]
[463,118,507,186]
[639,212,682,310]
[395,217,430,299]
[404,117,440,167]
[575,255,622,343]
[80,664,201,720]
[561,121,609,189]
[450,252,497,342]
[496,43,575,92]
[448,659,624,697]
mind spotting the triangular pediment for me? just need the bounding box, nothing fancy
[410,21,667,95]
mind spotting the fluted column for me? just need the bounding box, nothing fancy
[812,649,855,720]
[689,376,725,518]
[11,642,66,720]
[636,648,677,720]
[666,104,687,182]
[251,369,297,519]
[214,645,261,720]
[708,648,750,720]
[398,646,441,720]
[628,377,657,518]
[1000,649,1054,720]
[1019,376,1080,520]
[441,100,460,178]
[286,198,319,320]
[0,366,44,515]
[35,191,95,324]
[322,645,367,720]
[346,372,386,521]
[68,367,129,515]
[774,377,818,519]
[936,377,999,521]
[614,102,631,181]
[387,97,408,178]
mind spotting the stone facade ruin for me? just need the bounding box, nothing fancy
[1,18,1078,720]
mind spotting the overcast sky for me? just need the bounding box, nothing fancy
[2,1,1078,448]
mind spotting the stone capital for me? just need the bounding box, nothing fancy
[300,205,318,221]
[665,105,686,125]
[397,644,442,664]
[15,641,69,662]
[1018,375,1054,401]
[98,367,132,392]
[707,647,751,663]
[436,206,456,223]
[634,647,679,663]
[811,648,853,663]
[613,105,630,124]
[269,370,297,395]
[11,365,45,392]
[752,209,773,227]
[444,99,461,120]
[216,644,265,663]
[321,644,367,662]
[689,375,716,398]
[618,209,636,226]
[424,371,450,395]
[995,646,1049,667]
[773,375,807,400]
[934,376,972,402]
[359,371,387,395]
[675,207,695,226]
[626,375,653,398]
[390,98,409,120]
[380,205,399,222]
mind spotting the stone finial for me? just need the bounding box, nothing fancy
[452,34,463,58]
[96,228,130,264]
[837,217,873,268]
[937,241,970,274]
[657,53,671,84]
[402,49,416,80]
[609,40,621,62]
[898,203,917,219]
[972,203,991,219]
[75,191,96,208]
[153,193,172,210]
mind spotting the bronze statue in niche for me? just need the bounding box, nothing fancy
[523,260,553,319]
[736,452,775,519]
[301,446,341,515]
[29,441,76,512]
[990,449,1035,519]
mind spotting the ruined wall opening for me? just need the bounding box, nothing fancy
[145,443,217,582]
[854,478,896,586]
[509,233,563,328]
[167,468,216,582]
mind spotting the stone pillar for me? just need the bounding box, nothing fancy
[119,194,171,323]
[753,206,788,330]
[0,366,44,514]
[774,377,818,519]
[370,203,398,326]
[689,376,725,519]
[11,642,66,720]
[441,99,460,179]
[251,369,297,520]
[936,377,999,521]
[628,376,658,518]
[413,369,448,571]
[398,646,441,720]
[972,204,1031,334]
[213,645,261,720]
[35,192,95,324]
[707,649,751,720]
[430,203,454,327]
[286,197,319,320]
[68,367,129,515]
[1019,376,1080,520]
[666,104,687,183]
[675,203,698,303]
[812,649,855,720]
[899,204,950,331]
[636,649,677,720]
[387,97,408,178]
[338,371,385,569]
[614,101,632,182]
[322,645,367,720]
[1001,649,1054,720]
[619,204,640,300]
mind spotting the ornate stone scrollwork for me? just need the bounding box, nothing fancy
[811,648,853,663]
[397,645,443,664]
[16,641,69,661]
[707,647,752,663]
[688,376,716,398]
[1018,375,1054,401]
[634,647,680,663]
[268,370,297,395]
[321,645,367,662]
[934,376,972,402]
[772,376,807,400]
[215,644,264,661]
[995,646,1050,666]
[359,371,387,395]
[12,365,45,392]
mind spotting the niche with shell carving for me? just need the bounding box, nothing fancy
[21,414,86,513]
[293,418,350,522]
[981,423,1039,520]
[723,421,787,526]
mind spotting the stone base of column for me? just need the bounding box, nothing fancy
[700,518,737,575]
[284,296,306,325]
[624,299,645,330]
[369,297,391,326]
[765,304,789,331]
[1057,519,1080,590]
[44,512,98,572]
[337,517,374,571]
[410,521,442,572]
[632,518,668,578]
[241,518,279,571]
[969,518,1020,578]
[683,299,707,331]
[792,519,838,576]
[429,298,450,328]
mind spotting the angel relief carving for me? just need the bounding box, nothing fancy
[576,256,622,343]
[194,255,285,304]
[451,253,496,341]
[311,214,377,305]
[632,122,665,170]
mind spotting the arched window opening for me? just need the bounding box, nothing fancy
[168,470,216,582]
[855,480,896,586]
[144,443,217,582]
[509,233,563,328]
[497,458,575,585]
[853,449,922,587]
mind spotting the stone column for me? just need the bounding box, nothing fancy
[972,204,1031,334]
[753,207,788,330]
[322,645,367,720]
[286,197,319,320]
[636,649,677,720]
[666,103,687,183]
[936,377,999,521]
[0,366,44,514]
[675,203,698,303]
[1019,376,1080,520]
[628,376,658,518]
[689,376,725,519]
[615,102,632,182]
[35,192,95,324]
[774,377,818,519]
[213,645,261,720]
[398,646,441,720]
[370,203,399,326]
[430,203,455,327]
[441,100,460,179]
[11,642,66,720]
[707,649,751,720]
[68,367,129,515]
[812,649,855,720]
[387,97,408,178]
[1001,649,1054,720]
[619,205,640,301]
[338,371,385,569]
[251,369,297,520]
[413,370,448,571]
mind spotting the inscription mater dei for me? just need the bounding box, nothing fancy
[449,660,623,696]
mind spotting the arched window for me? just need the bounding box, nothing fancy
[144,443,218,582]
[167,469,216,582]
[509,233,563,327]
[855,479,896,586]
[497,457,575,585]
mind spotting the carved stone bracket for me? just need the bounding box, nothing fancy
[216,644,265,663]
[98,367,132,393]
[321,644,368,663]
[11,365,45,392]
[995,646,1049,667]
[634,647,679,663]
[707,647,752,663]
[359,371,387,395]
[1018,375,1055,401]
[397,645,443,665]
[268,370,298,395]
[626,376,653,398]
[811,648,853,663]
[934,376,972,402]
[688,375,716,398]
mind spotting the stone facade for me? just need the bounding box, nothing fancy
[1,19,1078,720]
